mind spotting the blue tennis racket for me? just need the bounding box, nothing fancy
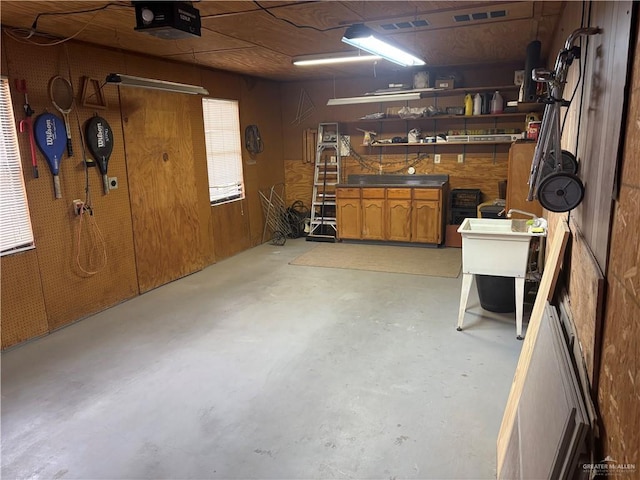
[34,112,66,199]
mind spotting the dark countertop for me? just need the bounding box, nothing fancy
[337,183,446,188]
[338,174,449,188]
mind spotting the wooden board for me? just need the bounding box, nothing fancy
[497,219,570,476]
[121,88,203,293]
[284,159,314,207]
[566,223,605,393]
[506,141,543,218]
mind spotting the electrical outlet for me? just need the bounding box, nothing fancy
[72,199,84,216]
[434,154,441,164]
[458,154,464,163]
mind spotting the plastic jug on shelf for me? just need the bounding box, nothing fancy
[473,93,482,115]
[491,90,504,114]
[464,94,473,116]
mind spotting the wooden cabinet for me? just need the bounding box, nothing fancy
[412,188,442,244]
[386,188,412,241]
[361,188,385,240]
[506,141,543,218]
[336,186,445,244]
[336,188,361,240]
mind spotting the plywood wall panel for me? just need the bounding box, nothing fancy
[212,200,252,260]
[240,79,285,247]
[188,95,216,267]
[1,251,48,348]
[588,2,640,468]
[284,160,314,207]
[597,278,639,465]
[121,88,203,293]
[565,223,605,391]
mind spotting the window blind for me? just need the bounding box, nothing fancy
[201,98,245,205]
[0,78,34,256]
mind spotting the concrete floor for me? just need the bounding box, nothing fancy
[1,239,524,480]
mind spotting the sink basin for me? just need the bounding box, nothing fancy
[458,218,536,236]
[457,218,546,278]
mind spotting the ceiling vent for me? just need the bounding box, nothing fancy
[379,18,430,31]
[366,2,531,33]
[454,10,508,23]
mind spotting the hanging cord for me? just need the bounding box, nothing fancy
[340,136,429,173]
[62,46,108,275]
[75,205,108,275]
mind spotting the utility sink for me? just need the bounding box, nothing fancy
[457,218,546,278]
[456,217,547,339]
[458,218,538,235]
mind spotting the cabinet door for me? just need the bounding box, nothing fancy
[412,200,441,244]
[362,199,385,240]
[336,198,361,240]
[386,199,412,241]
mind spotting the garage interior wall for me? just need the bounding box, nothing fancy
[543,1,639,466]
[0,36,284,348]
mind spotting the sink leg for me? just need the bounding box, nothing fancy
[515,277,525,339]
[457,273,473,331]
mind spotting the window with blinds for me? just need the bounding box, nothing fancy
[202,98,245,205]
[0,77,34,256]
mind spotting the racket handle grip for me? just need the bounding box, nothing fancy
[67,138,73,157]
[102,174,110,195]
[53,175,62,199]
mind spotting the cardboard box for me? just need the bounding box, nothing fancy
[435,79,455,90]
[386,106,402,117]
[446,224,462,248]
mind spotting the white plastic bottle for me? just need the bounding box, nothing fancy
[473,93,482,115]
[491,90,503,114]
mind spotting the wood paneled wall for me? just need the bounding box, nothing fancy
[596,8,640,466]
[1,34,284,348]
[546,1,638,467]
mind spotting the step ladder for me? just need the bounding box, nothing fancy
[307,123,341,242]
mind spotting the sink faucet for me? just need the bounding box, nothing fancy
[506,208,538,219]
[507,209,547,229]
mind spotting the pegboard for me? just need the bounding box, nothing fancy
[2,36,139,334]
[1,250,48,348]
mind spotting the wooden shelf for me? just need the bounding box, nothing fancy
[365,84,519,99]
[357,112,530,123]
[370,141,516,147]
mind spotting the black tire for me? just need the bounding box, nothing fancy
[541,150,578,178]
[537,172,585,212]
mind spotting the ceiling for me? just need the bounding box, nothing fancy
[0,1,565,82]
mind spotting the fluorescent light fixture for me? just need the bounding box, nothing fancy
[327,92,421,106]
[342,24,425,67]
[105,73,209,95]
[293,51,381,66]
